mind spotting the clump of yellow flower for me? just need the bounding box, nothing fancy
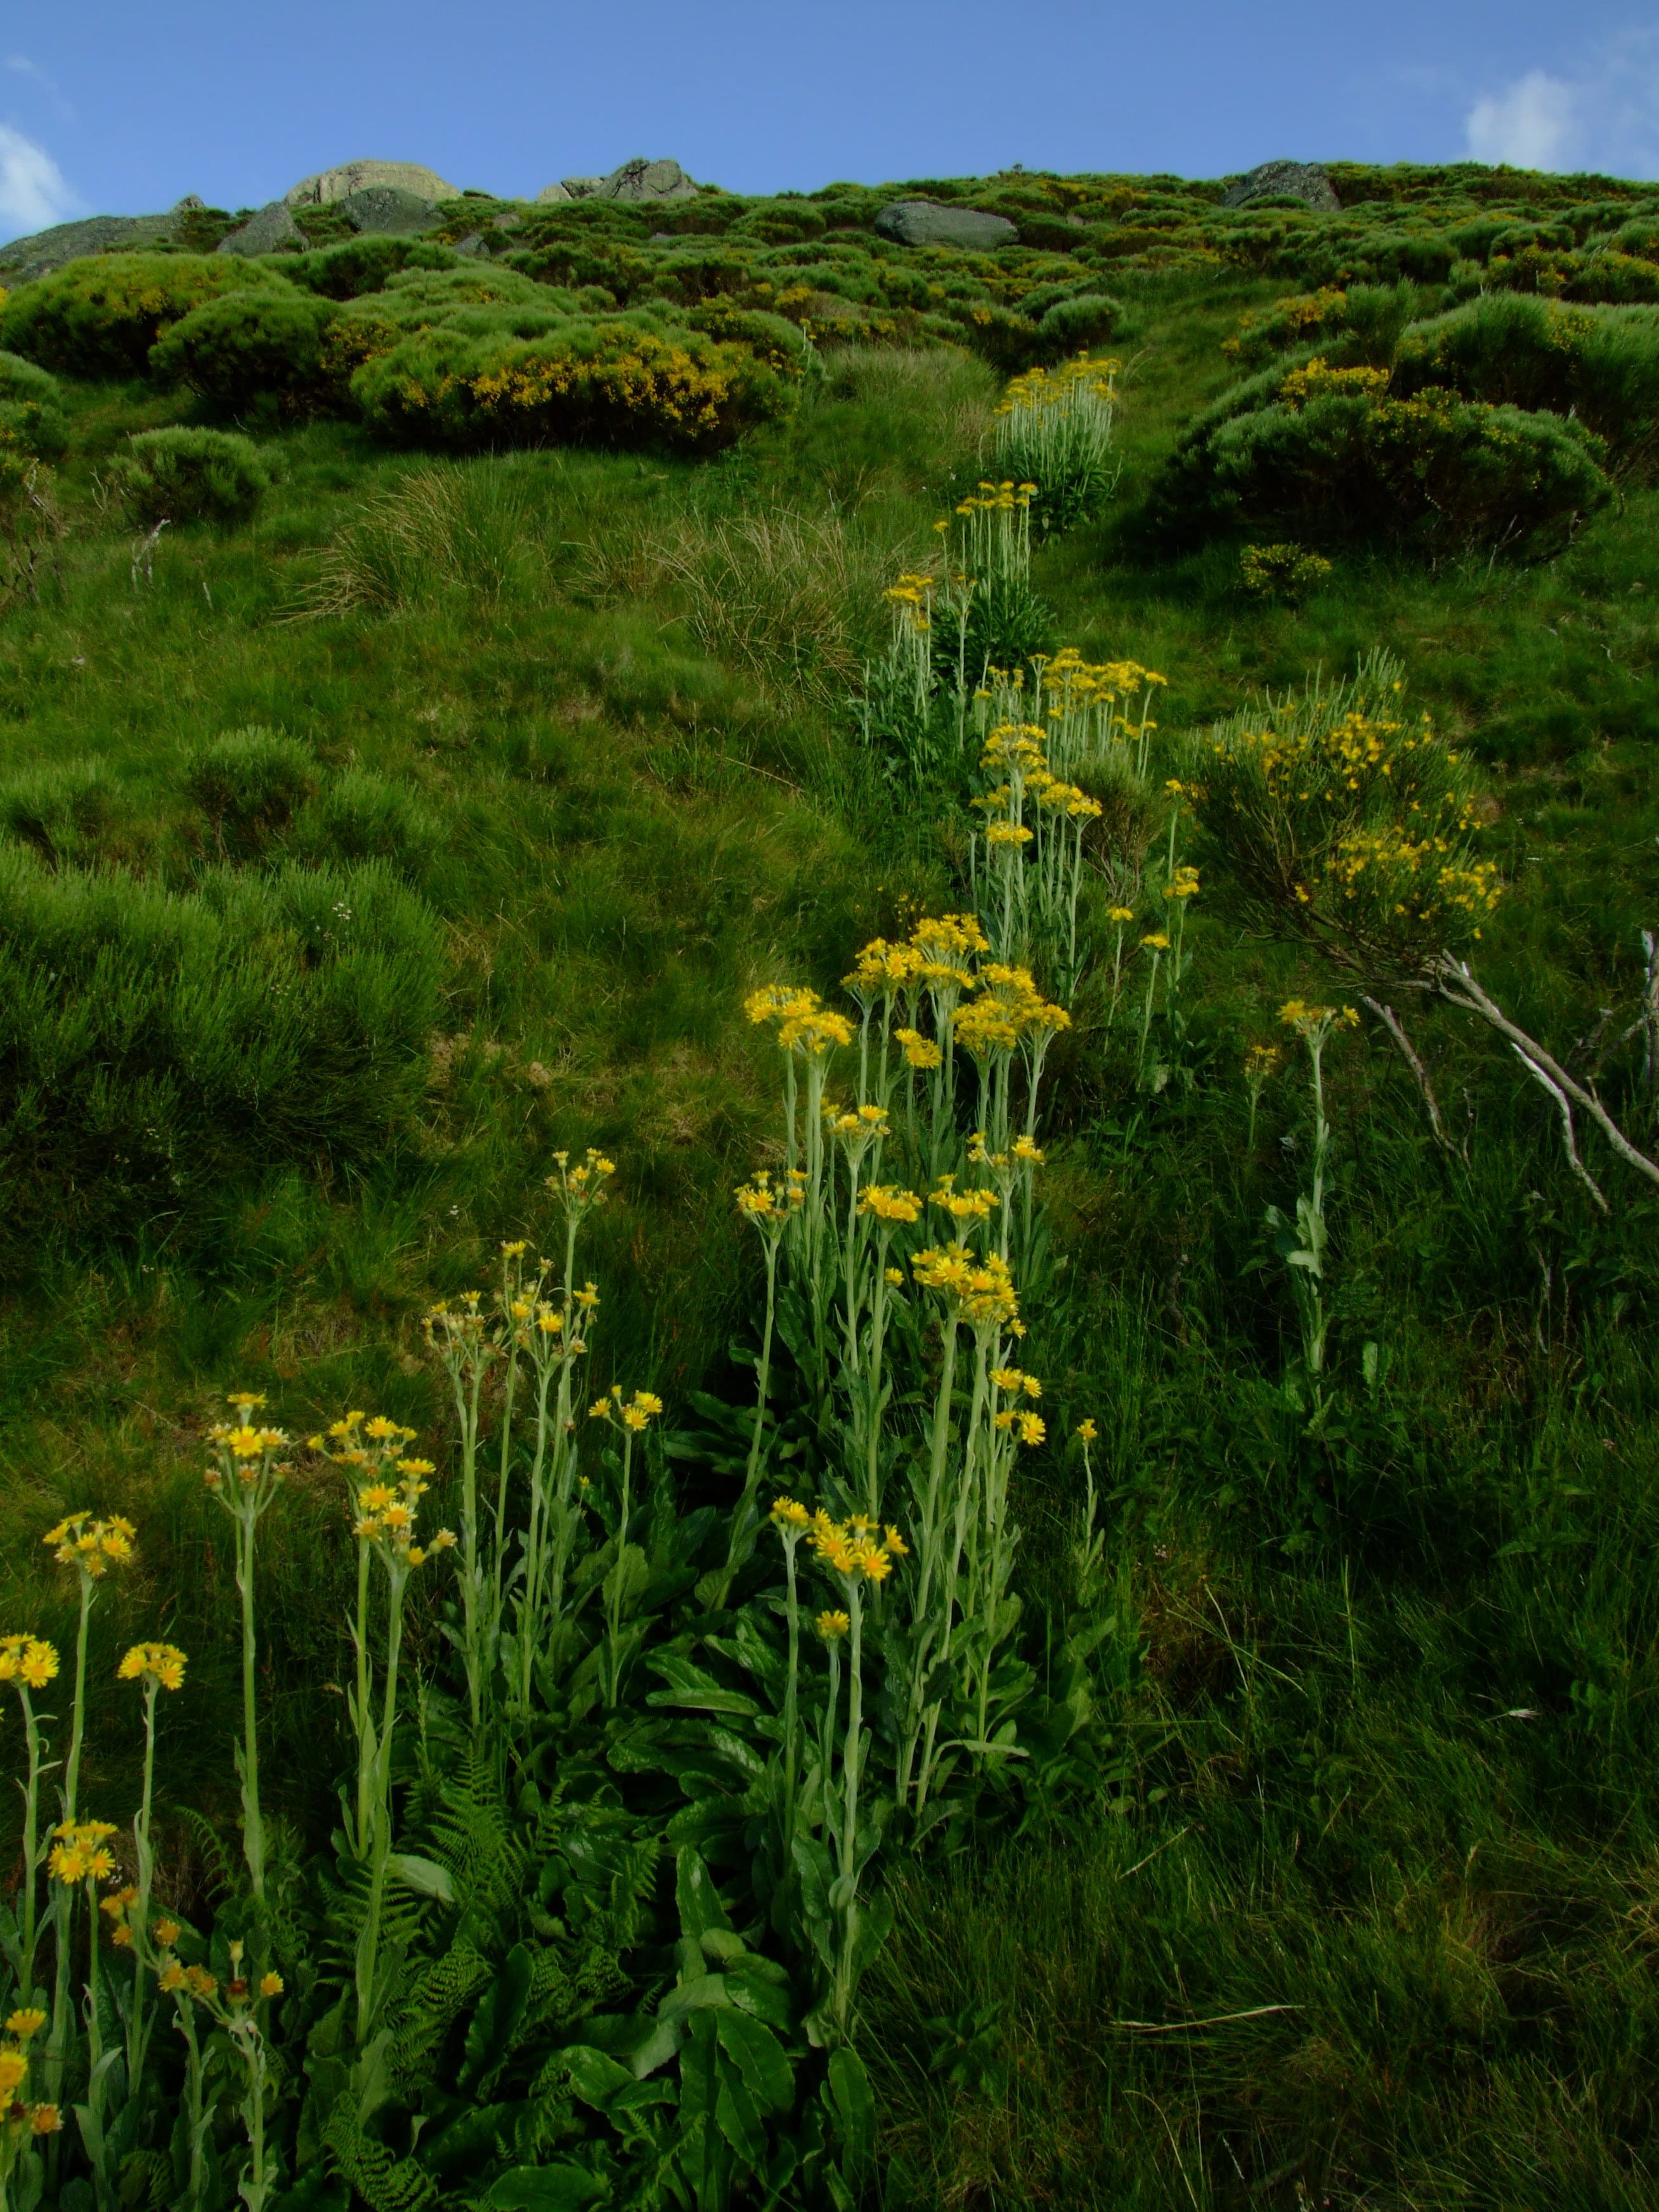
[118,1643,187,1693]
[42,1512,136,1578]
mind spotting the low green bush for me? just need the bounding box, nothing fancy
[285,235,460,301]
[1393,292,1659,465]
[0,847,443,1255]
[113,427,274,526]
[0,351,67,460]
[148,288,339,414]
[0,253,294,377]
[0,758,117,868]
[187,727,318,851]
[289,769,440,875]
[1034,291,1122,358]
[1157,353,1611,550]
[352,315,792,452]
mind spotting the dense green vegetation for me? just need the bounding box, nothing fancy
[0,157,1656,2212]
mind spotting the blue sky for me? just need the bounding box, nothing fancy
[4,0,1659,241]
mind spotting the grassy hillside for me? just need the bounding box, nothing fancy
[0,160,1656,2211]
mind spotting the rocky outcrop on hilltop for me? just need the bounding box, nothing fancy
[1220,159,1340,212]
[537,157,699,205]
[283,159,458,207]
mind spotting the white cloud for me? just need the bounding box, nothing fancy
[0,124,78,240]
[1466,69,1579,170]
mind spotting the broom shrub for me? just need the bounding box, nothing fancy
[0,849,444,1254]
[0,252,295,377]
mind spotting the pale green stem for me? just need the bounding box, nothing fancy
[235,1507,265,1904]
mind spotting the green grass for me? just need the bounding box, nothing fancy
[1,186,1658,2208]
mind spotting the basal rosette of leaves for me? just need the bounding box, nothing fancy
[352,316,793,453]
[1187,649,1500,981]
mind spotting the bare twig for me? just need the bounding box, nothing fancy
[1643,928,1658,1099]
[131,518,169,589]
[1362,995,1454,1152]
[1435,955,1659,1193]
[1509,1044,1609,1211]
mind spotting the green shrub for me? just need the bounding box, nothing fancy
[1034,292,1122,358]
[187,727,318,850]
[1565,250,1659,304]
[289,769,440,875]
[352,316,791,453]
[113,427,274,526]
[148,289,339,413]
[1157,353,1612,550]
[0,847,443,1256]
[0,351,68,460]
[285,235,460,301]
[1393,293,1659,464]
[680,303,818,378]
[1239,541,1333,601]
[0,253,294,377]
[0,758,117,868]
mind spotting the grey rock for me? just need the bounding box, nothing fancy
[551,157,699,205]
[216,198,304,256]
[0,212,178,282]
[285,159,456,208]
[1220,160,1340,214]
[874,199,1018,250]
[172,193,207,212]
[535,181,575,203]
[339,186,438,235]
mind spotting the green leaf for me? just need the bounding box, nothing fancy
[714,2009,793,2117]
[647,1654,762,1717]
[658,1973,733,2026]
[714,2056,767,2171]
[826,2048,875,2176]
[563,2047,635,2111]
[387,1852,455,1903]
[675,1846,732,1941]
[458,1942,533,2095]
[481,2164,608,2210]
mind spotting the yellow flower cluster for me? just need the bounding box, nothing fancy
[953,965,1071,1060]
[118,1642,187,1693]
[0,1634,58,1689]
[1277,356,1391,410]
[953,478,1036,519]
[995,355,1119,419]
[772,1500,910,1584]
[1279,1000,1360,1035]
[49,1819,117,1885]
[911,1244,1022,1332]
[0,2003,56,2137]
[1327,824,1502,927]
[745,984,856,1057]
[859,1184,922,1225]
[43,1512,136,1578]
[589,1387,664,1435]
[735,1168,806,1227]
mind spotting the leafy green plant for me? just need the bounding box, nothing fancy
[113,427,275,527]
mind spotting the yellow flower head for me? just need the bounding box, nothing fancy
[0,2051,26,2097]
[5,2008,46,2040]
[117,1643,187,1693]
[260,1972,284,1998]
[816,1610,850,1641]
